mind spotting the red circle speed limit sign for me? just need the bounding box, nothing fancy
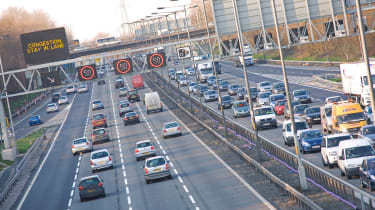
[114,59,132,74]
[147,52,166,69]
[77,65,97,81]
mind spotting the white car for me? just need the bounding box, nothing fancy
[78,84,88,93]
[185,67,195,76]
[90,149,113,173]
[72,137,93,155]
[321,133,352,168]
[257,91,272,105]
[135,140,156,161]
[254,106,277,129]
[162,122,182,139]
[46,103,58,113]
[66,85,76,94]
[282,117,310,146]
[203,90,218,102]
[144,156,172,184]
[257,81,272,92]
[58,96,69,105]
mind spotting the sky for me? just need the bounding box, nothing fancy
[0,0,191,41]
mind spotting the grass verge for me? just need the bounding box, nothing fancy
[16,128,46,154]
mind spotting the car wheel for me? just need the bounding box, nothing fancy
[163,136,167,139]
[370,181,374,191]
[102,193,106,198]
[104,124,108,128]
[168,174,172,180]
[322,156,328,166]
[145,179,150,184]
[340,169,345,176]
[347,174,352,179]
[328,159,334,169]
[80,197,84,202]
[92,170,96,173]
[124,123,127,126]
[136,157,139,161]
[234,115,237,119]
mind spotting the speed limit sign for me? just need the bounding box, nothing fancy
[177,47,191,59]
[77,64,97,81]
[147,52,166,69]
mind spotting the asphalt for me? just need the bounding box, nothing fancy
[16,69,272,210]
[161,61,373,195]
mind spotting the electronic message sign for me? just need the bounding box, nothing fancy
[113,58,133,74]
[77,64,97,81]
[20,27,69,65]
[40,71,61,88]
[147,52,166,69]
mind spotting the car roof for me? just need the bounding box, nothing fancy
[255,105,272,109]
[48,103,56,106]
[93,128,106,131]
[73,137,87,142]
[30,115,40,118]
[136,140,152,144]
[91,148,109,154]
[326,133,352,138]
[80,175,101,182]
[339,138,371,148]
[93,113,104,116]
[145,155,165,162]
[163,121,178,126]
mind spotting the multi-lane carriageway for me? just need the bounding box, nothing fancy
[15,69,275,210]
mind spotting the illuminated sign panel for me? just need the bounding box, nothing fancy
[113,58,133,74]
[77,65,97,81]
[147,52,166,69]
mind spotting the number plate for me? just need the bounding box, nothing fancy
[99,161,105,164]
[263,123,271,126]
[129,117,134,119]
[78,148,84,151]
[154,168,161,172]
[87,189,96,193]
[143,152,149,155]
[312,145,320,149]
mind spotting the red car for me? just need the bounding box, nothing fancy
[274,99,287,115]
[132,75,144,89]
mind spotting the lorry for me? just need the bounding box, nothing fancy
[235,45,254,67]
[197,62,214,83]
[331,101,367,137]
[340,62,375,106]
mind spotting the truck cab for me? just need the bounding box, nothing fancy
[331,101,367,137]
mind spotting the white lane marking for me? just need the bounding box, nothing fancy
[183,185,189,193]
[162,150,166,155]
[170,162,174,167]
[178,176,183,183]
[126,187,130,194]
[121,158,124,164]
[122,165,125,170]
[16,92,77,210]
[156,140,160,144]
[125,179,128,185]
[68,199,72,207]
[127,196,132,205]
[159,145,164,150]
[196,207,200,210]
[70,190,74,197]
[173,169,178,175]
[72,181,76,188]
[162,98,276,210]
[123,171,127,177]
[120,153,123,158]
[166,155,170,161]
[189,195,196,204]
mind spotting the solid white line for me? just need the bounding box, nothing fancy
[189,195,196,204]
[16,93,77,210]
[178,176,183,183]
[183,185,189,193]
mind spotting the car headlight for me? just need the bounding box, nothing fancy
[301,141,310,147]
[328,151,337,156]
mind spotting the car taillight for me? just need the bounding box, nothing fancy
[166,163,169,170]
[150,146,154,150]
[79,186,83,191]
[136,149,139,153]
[92,134,95,137]
[177,127,181,130]
[86,142,89,145]
[72,145,74,148]
[108,156,112,161]
[124,117,128,120]
[98,182,103,187]
[145,168,149,174]
[163,129,167,133]
[90,160,93,165]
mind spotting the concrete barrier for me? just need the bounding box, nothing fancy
[254,59,341,68]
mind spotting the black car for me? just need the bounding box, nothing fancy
[218,95,234,110]
[123,112,140,126]
[78,175,105,202]
[304,107,321,125]
[127,90,140,102]
[98,79,105,85]
[51,93,60,103]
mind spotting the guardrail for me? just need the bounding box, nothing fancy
[148,70,375,210]
[253,59,341,68]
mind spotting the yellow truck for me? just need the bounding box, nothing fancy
[331,101,367,136]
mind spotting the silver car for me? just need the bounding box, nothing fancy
[135,140,156,161]
[144,156,172,184]
[162,121,182,138]
[188,82,197,93]
[90,149,113,173]
[58,96,69,105]
[119,102,133,117]
[257,91,272,105]
[72,138,93,155]
[257,81,272,92]
[46,103,58,113]
[119,87,128,97]
[92,100,104,110]
[204,90,218,102]
[78,84,88,93]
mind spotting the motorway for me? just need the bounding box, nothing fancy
[160,61,375,194]
[15,69,273,210]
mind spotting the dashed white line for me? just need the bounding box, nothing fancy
[189,195,196,204]
[183,185,189,193]
[173,169,178,175]
[178,176,183,183]
[72,181,76,188]
[70,190,74,197]
[123,171,127,177]
[170,162,174,167]
[127,196,132,205]
[166,155,170,161]
[126,187,130,194]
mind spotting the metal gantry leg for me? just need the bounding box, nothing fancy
[304,0,314,41]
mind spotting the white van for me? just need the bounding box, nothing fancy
[145,92,163,114]
[197,63,214,83]
[321,133,352,168]
[338,138,375,179]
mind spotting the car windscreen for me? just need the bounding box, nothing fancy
[146,158,165,167]
[327,135,351,147]
[206,91,216,95]
[260,82,270,87]
[337,112,365,124]
[327,96,342,103]
[93,114,104,120]
[222,96,232,101]
[325,107,332,117]
[119,88,127,91]
[270,95,285,102]
[137,142,152,148]
[259,92,271,98]
[230,85,240,89]
[306,107,320,114]
[80,178,100,187]
[200,68,212,74]
[301,131,322,139]
[294,90,307,96]
[255,108,273,116]
[93,100,101,104]
[276,100,286,106]
[48,104,56,108]
[125,112,136,117]
[274,83,284,88]
[73,138,87,144]
[67,86,74,89]
[30,116,39,120]
[93,129,105,135]
[165,122,178,129]
[128,90,138,95]
[250,88,257,93]
[363,126,375,135]
[286,121,308,132]
[120,103,130,108]
[345,146,375,159]
[189,83,196,87]
[234,102,248,108]
[92,151,109,159]
[295,105,308,112]
[60,96,67,100]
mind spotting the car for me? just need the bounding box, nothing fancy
[66,85,77,94]
[236,87,245,100]
[304,107,321,125]
[46,103,58,113]
[293,89,312,104]
[145,92,163,113]
[91,113,107,129]
[144,156,172,184]
[127,89,140,102]
[78,84,89,93]
[185,67,195,76]
[228,84,242,96]
[92,100,104,111]
[78,175,105,202]
[269,94,285,108]
[162,121,182,138]
[213,80,230,91]
[98,79,106,85]
[168,69,176,80]
[233,100,250,118]
[254,106,277,129]
[207,76,217,86]
[321,104,333,134]
[257,91,272,105]
[247,87,258,101]
[29,115,42,126]
[325,96,343,104]
[274,99,287,115]
[359,158,375,190]
[72,137,93,155]
[119,87,128,97]
[257,81,272,92]
[298,129,323,154]
[282,117,310,146]
[196,85,209,96]
[175,71,184,83]
[283,101,301,118]
[58,96,69,105]
[321,133,352,168]
[204,90,218,102]
[359,125,375,145]
[118,101,133,117]
[51,93,60,103]
[178,75,189,86]
[90,149,113,173]
[188,82,197,93]
[135,140,156,161]
[218,95,234,109]
[294,104,309,117]
[365,106,373,124]
[115,78,124,89]
[272,82,285,95]
[92,128,110,145]
[124,112,140,126]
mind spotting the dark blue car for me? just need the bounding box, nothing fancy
[360,158,375,191]
[29,115,42,126]
[299,129,323,154]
